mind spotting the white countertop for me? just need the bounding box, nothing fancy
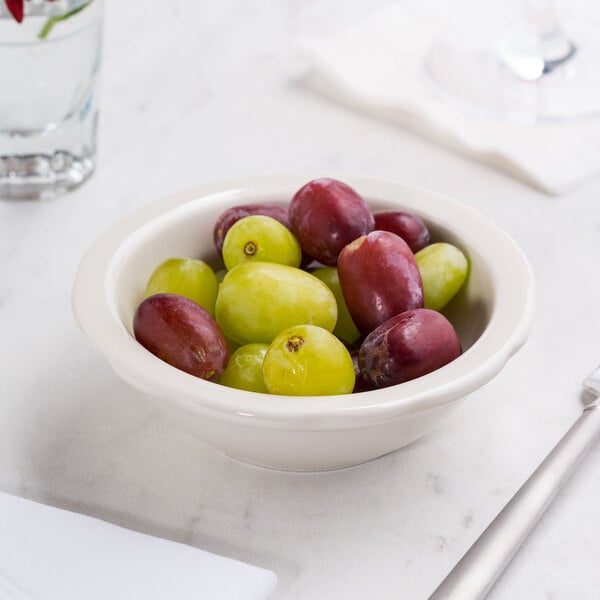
[2,1,600,598]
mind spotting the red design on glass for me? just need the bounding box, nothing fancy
[5,0,25,22]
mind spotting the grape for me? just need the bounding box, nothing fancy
[415,243,469,311]
[337,230,424,336]
[215,261,337,345]
[288,178,375,265]
[263,324,355,395]
[137,182,472,397]
[373,210,430,253]
[218,343,270,393]
[133,293,229,380]
[358,308,461,388]
[213,203,290,258]
[311,266,361,345]
[143,257,219,316]
[349,347,375,393]
[215,268,228,283]
[222,215,302,270]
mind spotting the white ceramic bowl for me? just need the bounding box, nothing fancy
[72,174,534,471]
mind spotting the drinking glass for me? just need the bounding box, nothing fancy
[426,0,600,123]
[0,0,104,200]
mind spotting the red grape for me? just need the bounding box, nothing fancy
[133,293,229,380]
[337,230,424,336]
[288,178,375,265]
[373,210,431,253]
[358,308,461,388]
[349,347,375,393]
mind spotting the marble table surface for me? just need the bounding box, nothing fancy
[2,1,600,598]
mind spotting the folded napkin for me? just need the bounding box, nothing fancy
[0,493,277,600]
[299,2,600,195]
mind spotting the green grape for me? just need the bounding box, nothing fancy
[143,257,219,316]
[218,343,270,393]
[311,266,361,345]
[415,242,469,311]
[215,261,337,345]
[263,324,355,396]
[215,268,228,283]
[222,215,302,270]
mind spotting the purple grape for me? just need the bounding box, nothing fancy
[288,178,375,266]
[337,230,424,336]
[133,293,229,380]
[349,347,375,393]
[358,308,461,388]
[373,210,431,253]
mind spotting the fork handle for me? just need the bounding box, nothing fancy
[428,401,600,600]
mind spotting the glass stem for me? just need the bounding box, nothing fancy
[522,0,576,72]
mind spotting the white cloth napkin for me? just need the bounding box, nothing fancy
[299,2,600,195]
[0,493,277,600]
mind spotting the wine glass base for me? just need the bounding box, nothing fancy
[425,17,600,124]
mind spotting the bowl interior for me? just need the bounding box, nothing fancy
[109,192,493,354]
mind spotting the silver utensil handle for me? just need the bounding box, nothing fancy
[429,402,600,600]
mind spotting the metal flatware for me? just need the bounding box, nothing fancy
[428,365,600,600]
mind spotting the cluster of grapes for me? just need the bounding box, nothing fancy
[133,178,469,396]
